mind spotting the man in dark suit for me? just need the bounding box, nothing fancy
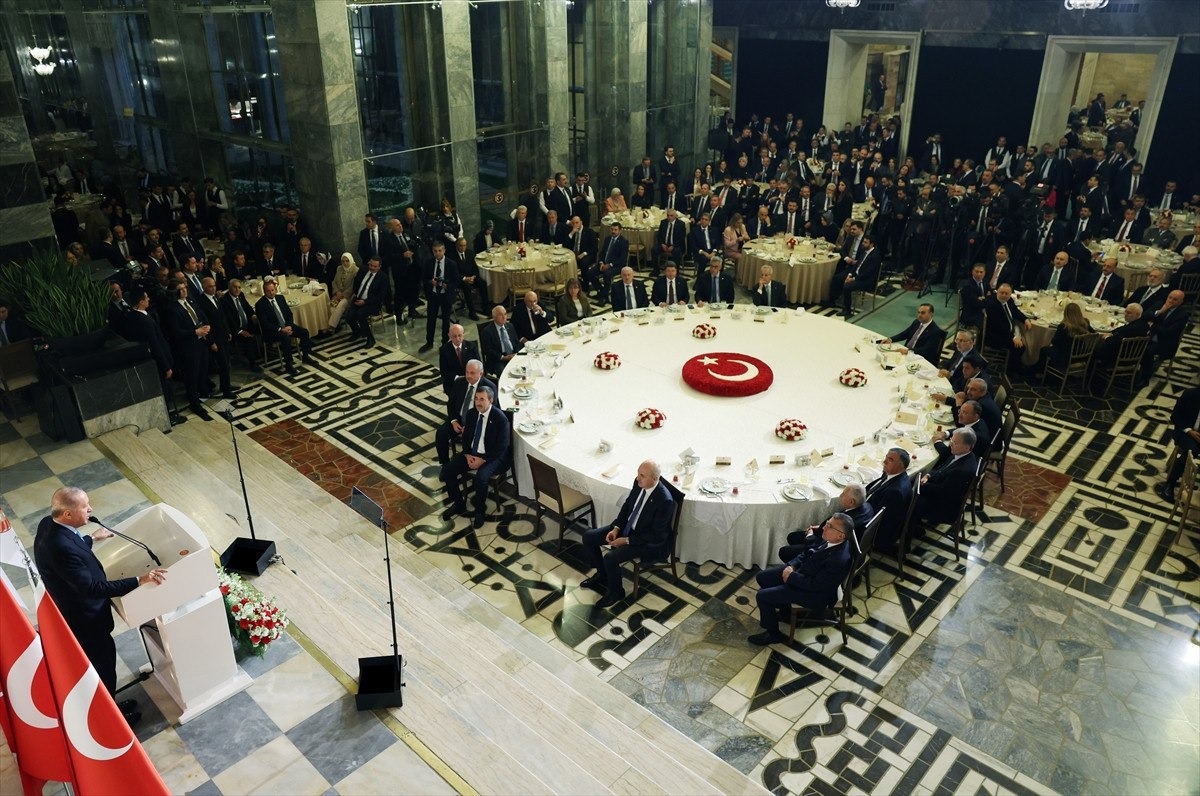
[1080,257,1125,304]
[589,223,629,293]
[256,278,314,376]
[439,323,480,394]
[865,448,915,555]
[913,428,979,526]
[164,279,213,419]
[694,256,735,305]
[832,234,881,318]
[651,263,689,306]
[687,213,721,265]
[382,217,423,323]
[1156,386,1200,503]
[778,485,873,562]
[440,385,510,530]
[1169,246,1200,289]
[512,290,554,342]
[749,512,854,645]
[1125,267,1169,314]
[880,302,944,367]
[984,245,1020,292]
[219,279,261,372]
[257,242,285,279]
[1106,207,1147,244]
[1036,251,1076,292]
[961,379,1002,441]
[1030,208,1067,275]
[546,172,573,222]
[122,288,179,421]
[34,486,167,726]
[774,198,804,238]
[345,256,389,348]
[435,359,496,466]
[1094,303,1149,366]
[609,267,649,311]
[984,284,1032,355]
[197,277,235,399]
[934,400,991,461]
[751,264,788,308]
[565,215,598,278]
[144,184,173,230]
[939,333,981,393]
[357,214,381,267]
[507,205,533,244]
[632,157,657,197]
[1139,289,1189,385]
[580,460,675,609]
[542,210,568,247]
[960,264,989,331]
[51,195,80,246]
[419,241,459,353]
[654,209,686,274]
[480,305,523,376]
[172,221,204,264]
[1151,180,1181,212]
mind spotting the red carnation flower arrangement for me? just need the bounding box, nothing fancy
[218,569,289,657]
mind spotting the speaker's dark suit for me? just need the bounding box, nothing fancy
[888,320,945,367]
[441,406,511,520]
[33,517,139,694]
[256,293,313,372]
[439,339,481,394]
[755,537,853,632]
[345,268,390,344]
[582,479,675,596]
[651,275,690,305]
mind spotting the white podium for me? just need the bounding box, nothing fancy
[95,504,252,723]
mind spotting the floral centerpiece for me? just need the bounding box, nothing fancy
[692,323,717,339]
[593,351,621,370]
[517,245,527,258]
[839,367,868,388]
[786,237,798,250]
[775,418,808,441]
[217,569,289,657]
[635,407,666,429]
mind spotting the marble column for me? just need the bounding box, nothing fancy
[59,0,116,166]
[647,0,711,168]
[437,0,480,238]
[0,47,55,261]
[589,0,647,189]
[512,0,570,178]
[274,0,367,256]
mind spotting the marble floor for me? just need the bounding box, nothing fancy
[1,275,1197,795]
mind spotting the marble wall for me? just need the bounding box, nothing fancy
[588,0,648,190]
[438,0,481,239]
[0,47,54,258]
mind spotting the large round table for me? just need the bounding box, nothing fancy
[242,278,331,333]
[476,243,579,304]
[739,236,841,304]
[500,308,949,568]
[1012,289,1125,366]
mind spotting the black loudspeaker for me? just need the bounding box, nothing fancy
[355,654,404,710]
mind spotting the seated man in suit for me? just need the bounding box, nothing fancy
[1138,289,1188,385]
[480,304,523,376]
[778,485,873,562]
[1106,207,1147,243]
[1095,302,1148,366]
[913,427,979,527]
[565,215,598,279]
[932,399,991,461]
[588,222,629,293]
[580,460,675,609]
[694,256,735,305]
[512,290,554,343]
[1169,245,1200,289]
[983,283,1032,353]
[865,448,915,555]
[1035,251,1076,292]
[452,237,488,320]
[938,331,980,393]
[1142,215,1177,250]
[752,264,788,308]
[439,323,480,394]
[1080,257,1125,304]
[440,385,510,530]
[344,256,389,348]
[831,233,881,318]
[959,264,989,331]
[609,266,649,311]
[506,205,533,244]
[542,210,568,247]
[256,278,314,376]
[651,262,689,307]
[881,302,945,366]
[435,359,496,466]
[1156,386,1200,503]
[960,378,1002,438]
[749,511,854,645]
[219,279,261,373]
[984,245,1020,292]
[654,208,686,276]
[1126,267,1169,314]
[688,213,722,266]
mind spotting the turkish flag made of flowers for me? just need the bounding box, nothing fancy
[34,582,168,795]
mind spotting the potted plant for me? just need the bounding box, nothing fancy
[0,247,110,349]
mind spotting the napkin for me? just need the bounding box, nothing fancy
[601,463,621,479]
[538,437,560,451]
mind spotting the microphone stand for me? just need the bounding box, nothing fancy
[90,516,162,566]
[213,388,276,576]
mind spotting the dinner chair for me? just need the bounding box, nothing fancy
[628,242,646,271]
[992,382,1009,416]
[1123,269,1150,299]
[259,335,299,371]
[1041,332,1100,392]
[630,477,685,598]
[788,530,857,645]
[1166,453,1198,547]
[979,340,1010,376]
[1088,334,1149,395]
[526,454,596,550]
[975,402,1020,505]
[0,339,39,419]
[506,267,537,307]
[850,508,886,602]
[909,462,983,562]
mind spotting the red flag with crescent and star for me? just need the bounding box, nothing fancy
[34,581,169,795]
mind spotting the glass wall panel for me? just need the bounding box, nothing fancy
[566,0,587,175]
[365,147,453,225]
[470,1,513,130]
[224,143,298,221]
[475,128,557,235]
[202,11,288,142]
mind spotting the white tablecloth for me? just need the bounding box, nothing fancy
[499,309,949,568]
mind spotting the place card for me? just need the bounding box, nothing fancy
[637,319,650,325]
[538,437,559,451]
[819,447,835,458]
[679,447,696,461]
[769,455,786,465]
[851,437,866,447]
[808,449,824,466]
[896,410,919,425]
[673,315,685,321]
[753,318,765,323]
[715,456,732,466]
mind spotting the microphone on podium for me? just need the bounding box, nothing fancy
[89,516,163,567]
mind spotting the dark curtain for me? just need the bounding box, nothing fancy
[1146,53,1199,193]
[906,47,1041,166]
[733,39,829,130]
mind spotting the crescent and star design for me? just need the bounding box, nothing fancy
[696,355,760,383]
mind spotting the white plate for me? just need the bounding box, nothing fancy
[830,472,860,487]
[508,366,527,377]
[754,306,772,315]
[699,477,728,495]
[525,344,547,354]
[782,485,811,502]
[513,387,534,399]
[517,421,541,434]
[287,299,300,306]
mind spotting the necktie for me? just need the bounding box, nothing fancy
[1042,159,1051,178]
[667,221,674,242]
[703,228,710,249]
[456,345,462,364]
[0,323,8,345]
[574,231,581,253]
[360,271,375,297]
[1094,275,1108,299]
[788,213,795,232]
[1118,222,1130,241]
[302,252,308,272]
[667,194,674,209]
[272,297,286,326]
[182,300,199,326]
[712,277,720,303]
[1048,268,1061,290]
[765,283,771,307]
[1161,193,1171,210]
[909,324,923,349]
[461,383,476,419]
[498,324,512,354]
[1038,224,1050,253]
[990,265,1001,290]
[621,490,647,536]
[1003,302,1014,332]
[978,208,987,233]
[667,279,675,304]
[472,410,487,453]
[119,241,129,259]
[626,284,635,309]
[234,296,246,327]
[435,259,444,291]
[866,474,886,496]
[519,221,525,242]
[190,273,202,292]
[1130,176,1138,198]
[549,225,556,238]
[371,229,378,256]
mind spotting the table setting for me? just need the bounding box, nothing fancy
[601,207,692,253]
[475,242,578,303]
[739,234,841,304]
[1011,289,1125,363]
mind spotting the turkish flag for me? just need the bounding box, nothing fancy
[0,569,75,794]
[34,583,169,795]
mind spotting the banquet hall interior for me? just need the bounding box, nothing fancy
[1,0,1198,794]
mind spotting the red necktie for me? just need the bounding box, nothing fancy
[1094,275,1108,299]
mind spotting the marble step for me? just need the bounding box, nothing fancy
[164,423,763,794]
[98,428,559,795]
[168,423,761,794]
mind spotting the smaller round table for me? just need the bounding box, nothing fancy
[242,278,331,333]
[602,208,692,255]
[1012,289,1125,365]
[476,243,579,304]
[739,236,841,304]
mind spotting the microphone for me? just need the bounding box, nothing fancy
[89,517,162,567]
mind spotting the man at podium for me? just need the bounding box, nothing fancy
[33,486,168,727]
